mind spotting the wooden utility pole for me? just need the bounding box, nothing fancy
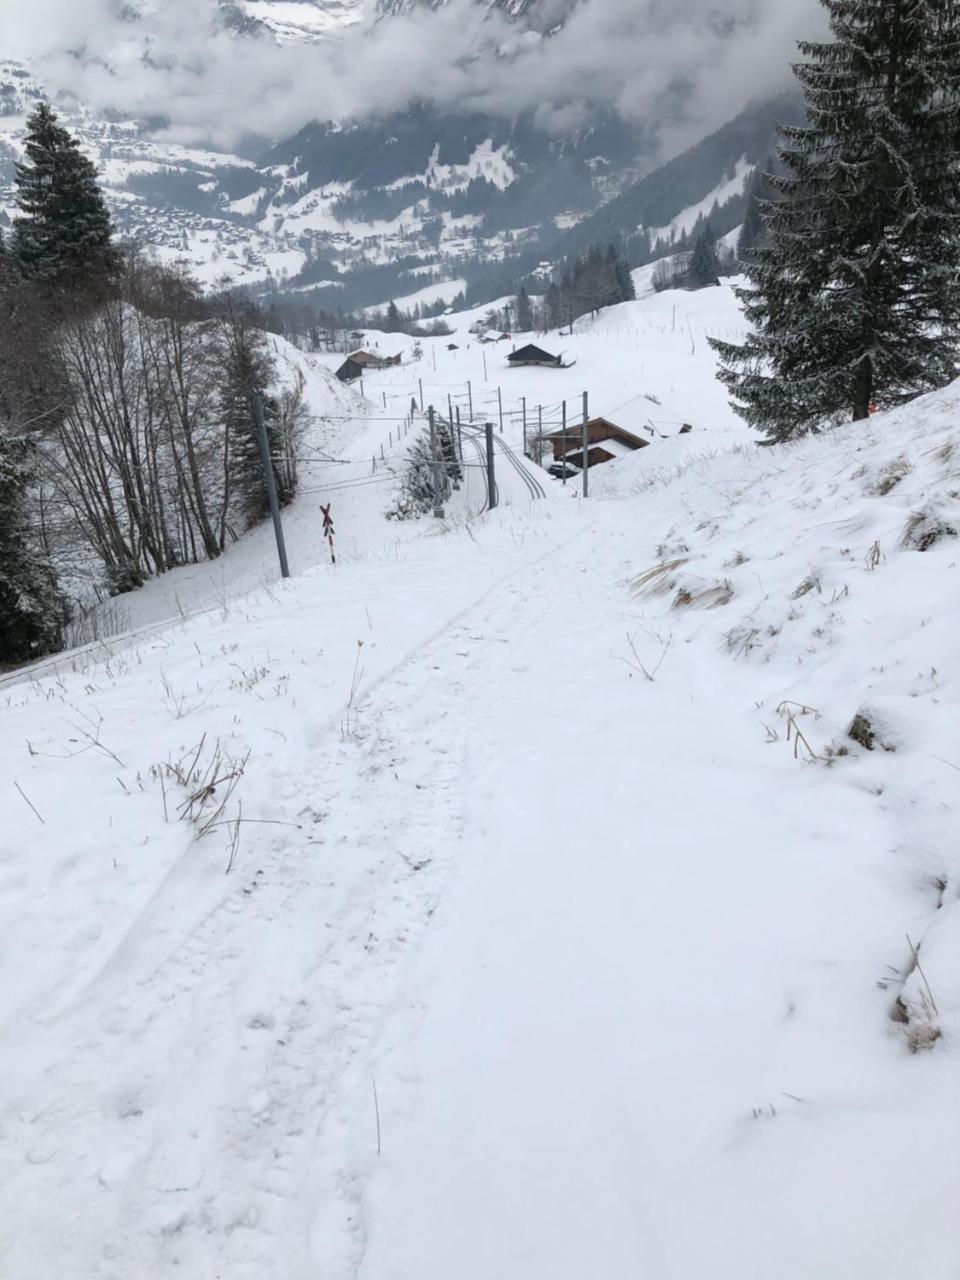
[254,394,290,579]
[428,405,444,518]
[581,390,589,499]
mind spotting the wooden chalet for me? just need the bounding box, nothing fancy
[507,343,562,368]
[543,416,650,467]
[540,393,697,466]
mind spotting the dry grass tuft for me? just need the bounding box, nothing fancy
[628,557,689,596]
[901,507,957,552]
[870,457,911,496]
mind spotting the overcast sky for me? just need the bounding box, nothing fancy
[0,0,824,152]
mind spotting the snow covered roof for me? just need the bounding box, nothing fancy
[563,437,637,461]
[596,393,693,438]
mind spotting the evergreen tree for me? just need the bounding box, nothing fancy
[218,295,282,533]
[515,284,534,331]
[0,430,66,663]
[14,103,119,292]
[712,0,960,441]
[544,280,561,329]
[687,225,721,288]
[385,300,402,333]
[611,243,636,302]
[737,160,774,259]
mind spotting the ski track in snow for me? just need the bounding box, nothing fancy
[0,512,583,1279]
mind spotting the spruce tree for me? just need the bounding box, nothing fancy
[711,0,960,442]
[515,284,534,331]
[0,431,66,664]
[687,226,721,288]
[14,103,119,292]
[612,245,636,302]
[737,160,775,260]
[218,296,282,533]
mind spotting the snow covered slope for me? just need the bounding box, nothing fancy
[2,283,959,1278]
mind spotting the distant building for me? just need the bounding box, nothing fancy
[507,343,562,368]
[336,349,402,381]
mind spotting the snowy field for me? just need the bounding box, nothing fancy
[2,282,959,1278]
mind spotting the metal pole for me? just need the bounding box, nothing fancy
[483,349,488,381]
[456,406,462,461]
[448,392,454,429]
[498,386,503,434]
[538,404,542,464]
[419,378,424,412]
[582,389,589,499]
[485,421,497,510]
[253,394,290,579]
[467,380,473,422]
[428,405,444,518]
[561,399,567,486]
[522,395,527,455]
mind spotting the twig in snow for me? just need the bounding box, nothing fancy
[617,630,673,682]
[905,934,940,1018]
[14,781,44,825]
[225,801,242,875]
[347,640,365,709]
[776,701,820,761]
[372,1078,382,1156]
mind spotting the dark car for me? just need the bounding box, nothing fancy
[547,461,580,479]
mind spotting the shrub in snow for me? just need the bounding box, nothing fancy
[900,508,957,553]
[387,420,461,520]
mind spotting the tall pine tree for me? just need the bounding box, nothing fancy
[515,284,534,332]
[711,0,960,442]
[736,160,775,260]
[0,431,66,664]
[687,226,721,288]
[14,103,119,292]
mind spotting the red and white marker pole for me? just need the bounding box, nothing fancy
[321,503,336,564]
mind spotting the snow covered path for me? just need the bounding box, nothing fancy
[353,504,956,1280]
[4,299,960,1276]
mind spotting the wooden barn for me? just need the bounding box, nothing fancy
[507,343,563,368]
[336,350,402,382]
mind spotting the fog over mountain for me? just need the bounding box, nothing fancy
[1,0,821,152]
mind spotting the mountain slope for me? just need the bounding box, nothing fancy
[1,282,958,1277]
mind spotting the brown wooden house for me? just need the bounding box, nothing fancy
[543,416,650,466]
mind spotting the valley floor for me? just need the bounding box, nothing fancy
[2,292,959,1278]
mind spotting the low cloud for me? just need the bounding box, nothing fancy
[0,0,823,155]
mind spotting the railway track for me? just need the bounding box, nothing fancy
[493,434,546,500]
